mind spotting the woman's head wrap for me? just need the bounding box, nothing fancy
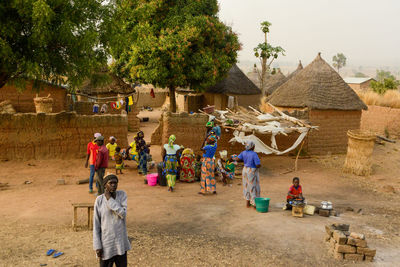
[206,121,214,128]
[207,135,217,144]
[168,134,176,148]
[103,174,119,186]
[181,148,194,156]
[245,140,255,151]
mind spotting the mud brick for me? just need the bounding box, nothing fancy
[329,237,336,248]
[365,256,374,262]
[335,244,356,254]
[333,230,347,245]
[333,223,350,231]
[325,233,331,242]
[343,231,350,236]
[325,225,335,236]
[350,232,365,240]
[357,247,376,257]
[334,252,344,260]
[319,209,330,217]
[348,236,367,247]
[344,253,364,261]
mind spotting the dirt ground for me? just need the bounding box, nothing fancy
[0,110,399,266]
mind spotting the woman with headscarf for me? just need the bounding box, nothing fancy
[235,141,261,208]
[199,134,218,195]
[162,135,181,192]
[135,131,150,175]
[179,148,195,183]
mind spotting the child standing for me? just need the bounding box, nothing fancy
[114,147,124,174]
[106,136,118,160]
[285,177,305,209]
[194,155,202,181]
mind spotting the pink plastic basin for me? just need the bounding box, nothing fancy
[147,173,158,186]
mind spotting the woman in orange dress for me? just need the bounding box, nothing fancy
[199,135,217,195]
[179,148,195,182]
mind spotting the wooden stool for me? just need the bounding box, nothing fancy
[72,203,94,231]
[292,205,304,217]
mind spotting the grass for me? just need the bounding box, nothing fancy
[356,90,400,108]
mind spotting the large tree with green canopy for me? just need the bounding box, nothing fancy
[110,0,240,112]
[0,0,113,90]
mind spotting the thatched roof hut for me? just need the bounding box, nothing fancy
[207,64,261,95]
[264,68,287,95]
[268,53,367,110]
[287,61,303,80]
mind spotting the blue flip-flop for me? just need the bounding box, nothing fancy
[46,249,55,256]
[53,252,64,258]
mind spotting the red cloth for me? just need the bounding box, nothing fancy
[150,88,155,98]
[287,185,302,200]
[87,141,98,165]
[95,145,109,170]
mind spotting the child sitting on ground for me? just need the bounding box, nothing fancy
[114,147,124,174]
[219,155,236,185]
[284,177,305,210]
[194,155,202,181]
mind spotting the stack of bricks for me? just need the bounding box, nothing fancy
[325,223,376,262]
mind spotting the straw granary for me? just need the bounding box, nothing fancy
[267,53,367,154]
[264,68,287,95]
[176,64,261,112]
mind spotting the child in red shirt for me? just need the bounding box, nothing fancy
[285,177,305,210]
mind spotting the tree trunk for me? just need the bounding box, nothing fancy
[169,86,177,113]
[0,72,10,89]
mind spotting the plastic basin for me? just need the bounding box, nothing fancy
[146,173,158,186]
[255,197,270,213]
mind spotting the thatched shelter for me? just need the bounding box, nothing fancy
[266,53,367,155]
[176,64,261,112]
[287,61,303,80]
[264,68,287,95]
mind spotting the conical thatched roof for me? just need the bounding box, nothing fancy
[264,69,287,95]
[207,64,261,95]
[247,65,261,88]
[287,60,303,80]
[267,53,367,110]
[79,70,136,95]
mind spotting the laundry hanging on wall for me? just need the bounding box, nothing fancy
[93,104,99,113]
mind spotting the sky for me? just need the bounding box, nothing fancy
[218,0,400,69]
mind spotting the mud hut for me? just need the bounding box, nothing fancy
[267,53,367,155]
[264,68,287,96]
[287,61,303,80]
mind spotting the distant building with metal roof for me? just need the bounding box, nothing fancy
[343,77,376,91]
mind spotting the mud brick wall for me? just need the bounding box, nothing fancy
[69,101,140,132]
[0,81,67,113]
[136,88,168,107]
[0,112,128,161]
[308,110,361,155]
[361,105,400,137]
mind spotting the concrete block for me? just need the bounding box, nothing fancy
[344,253,364,261]
[357,247,376,257]
[333,252,344,260]
[333,230,347,245]
[335,244,356,254]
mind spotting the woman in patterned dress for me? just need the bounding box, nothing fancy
[162,135,181,192]
[235,141,261,208]
[179,148,195,182]
[199,135,218,195]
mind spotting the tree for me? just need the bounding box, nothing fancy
[354,72,367,78]
[332,53,347,73]
[371,69,399,94]
[253,21,285,96]
[110,0,240,112]
[0,0,112,90]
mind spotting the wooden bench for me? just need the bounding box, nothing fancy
[72,203,94,231]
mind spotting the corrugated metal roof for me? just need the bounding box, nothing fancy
[343,77,375,84]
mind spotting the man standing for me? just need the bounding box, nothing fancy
[93,175,131,267]
[95,136,109,195]
[85,133,101,193]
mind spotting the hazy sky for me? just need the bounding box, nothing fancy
[218,0,400,68]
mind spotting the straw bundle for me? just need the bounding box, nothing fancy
[33,94,53,113]
[343,129,376,176]
[0,100,16,114]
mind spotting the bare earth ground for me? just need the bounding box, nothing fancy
[0,110,399,266]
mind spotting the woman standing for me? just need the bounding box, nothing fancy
[199,135,218,195]
[135,131,150,175]
[162,135,181,192]
[179,148,195,182]
[236,141,261,208]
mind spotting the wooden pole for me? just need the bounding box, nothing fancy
[294,139,306,171]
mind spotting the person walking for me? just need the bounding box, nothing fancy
[85,133,101,194]
[162,135,181,192]
[93,174,131,267]
[95,136,109,195]
[235,141,261,209]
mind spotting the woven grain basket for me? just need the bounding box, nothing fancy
[34,94,53,113]
[343,129,376,176]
